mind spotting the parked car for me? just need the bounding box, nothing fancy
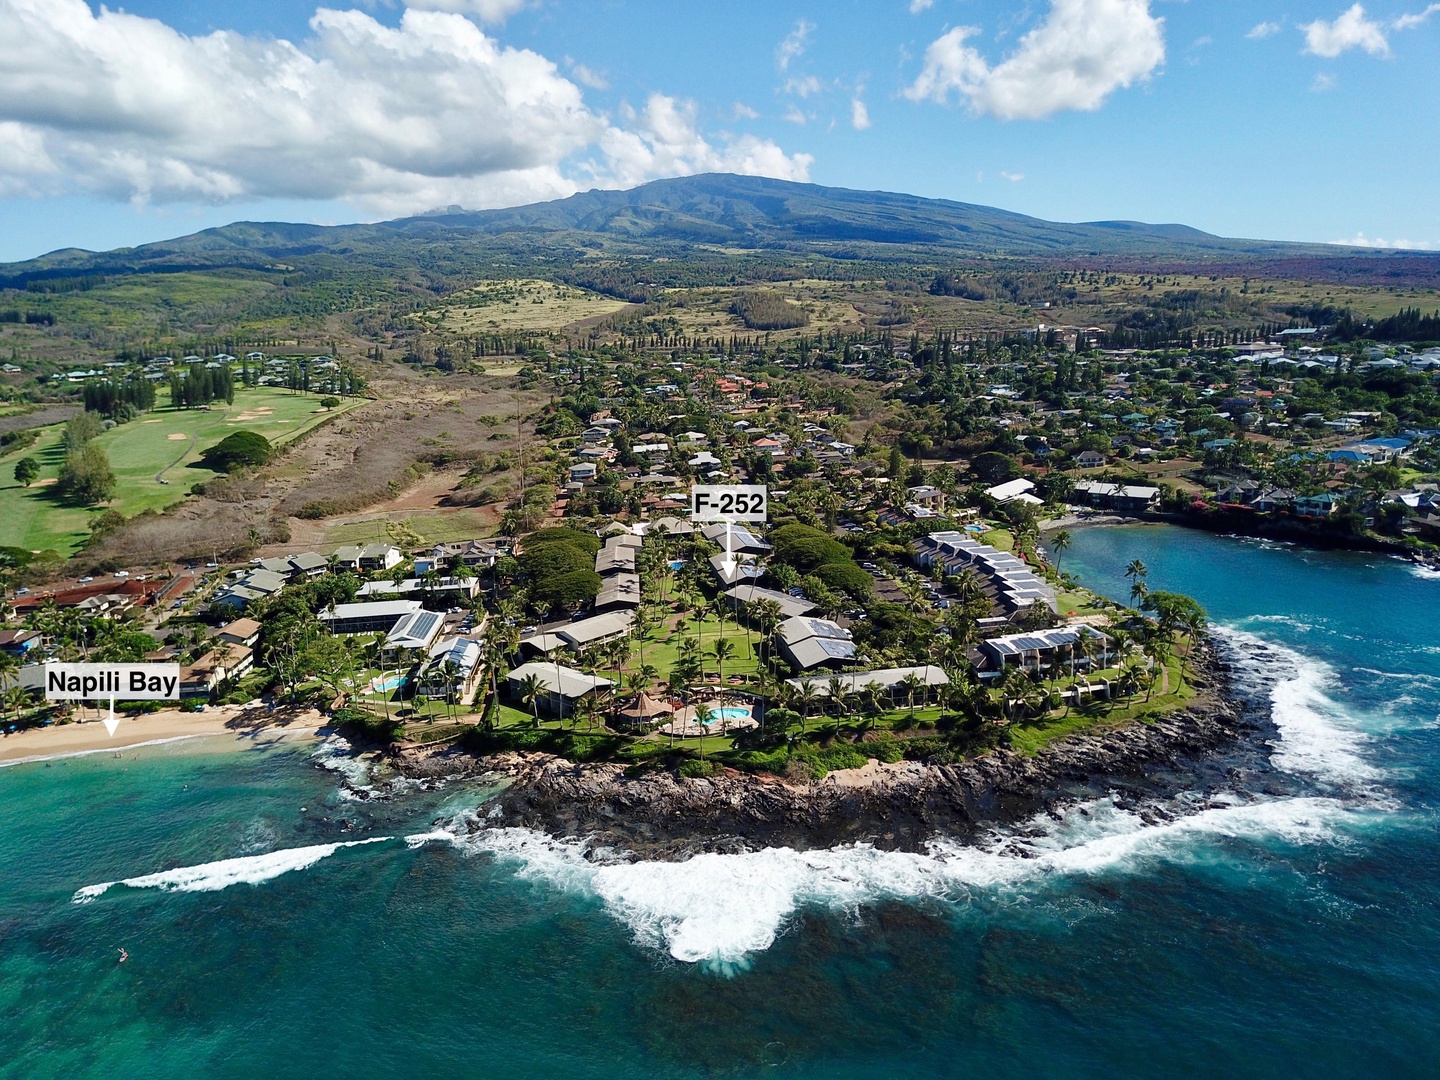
[78,576,94,583]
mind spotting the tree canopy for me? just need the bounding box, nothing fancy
[201,430,273,473]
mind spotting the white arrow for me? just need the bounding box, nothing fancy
[719,522,736,578]
[103,697,119,737]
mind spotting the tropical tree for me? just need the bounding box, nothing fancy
[518,673,545,726]
[710,637,736,687]
[1124,559,1149,607]
[898,672,926,720]
[693,702,714,760]
[1049,529,1072,573]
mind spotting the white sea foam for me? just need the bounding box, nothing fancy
[1212,624,1382,786]
[1406,563,1440,581]
[437,794,1357,969]
[72,837,392,904]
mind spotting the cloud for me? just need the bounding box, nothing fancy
[850,98,872,130]
[782,104,809,125]
[783,75,824,98]
[1000,171,1025,182]
[1311,71,1338,90]
[1247,21,1283,39]
[909,0,934,11]
[775,19,814,71]
[1300,4,1390,57]
[1333,233,1437,250]
[599,95,812,190]
[404,0,529,21]
[732,102,760,120]
[1393,3,1440,29]
[0,0,810,215]
[569,62,609,90]
[903,0,1166,120]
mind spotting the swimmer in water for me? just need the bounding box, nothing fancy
[118,948,128,963]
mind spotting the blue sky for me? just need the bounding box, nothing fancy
[0,0,1435,261]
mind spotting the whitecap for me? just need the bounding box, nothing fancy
[436,794,1359,969]
[72,837,392,904]
[1212,625,1382,786]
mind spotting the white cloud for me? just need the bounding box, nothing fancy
[783,75,824,98]
[903,0,1166,120]
[569,62,609,90]
[597,95,812,189]
[782,104,809,125]
[1311,71,1338,91]
[732,102,760,120]
[1333,233,1437,250]
[909,0,935,12]
[1247,21,1283,39]
[1301,4,1390,57]
[1000,171,1025,182]
[0,1,810,216]
[851,98,872,130]
[404,0,529,21]
[1394,3,1440,29]
[775,19,814,71]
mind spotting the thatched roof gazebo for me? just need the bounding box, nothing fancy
[617,692,674,727]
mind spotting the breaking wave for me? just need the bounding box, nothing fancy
[73,837,394,904]
[422,794,1360,970]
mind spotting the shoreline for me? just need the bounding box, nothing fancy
[396,641,1262,859]
[0,703,328,766]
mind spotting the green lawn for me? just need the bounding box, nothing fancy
[0,388,362,554]
[981,528,1014,552]
[629,612,762,683]
[1006,655,1195,754]
[324,510,495,548]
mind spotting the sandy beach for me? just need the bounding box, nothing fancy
[0,703,328,765]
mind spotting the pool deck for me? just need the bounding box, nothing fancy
[658,700,759,738]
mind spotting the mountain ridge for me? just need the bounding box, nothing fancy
[2,173,1434,285]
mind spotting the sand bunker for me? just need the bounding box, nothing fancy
[142,419,162,424]
[32,477,58,487]
[167,433,188,441]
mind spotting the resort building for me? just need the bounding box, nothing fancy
[724,585,817,620]
[785,665,950,706]
[912,532,1058,615]
[383,609,445,665]
[979,626,1111,673]
[777,616,857,672]
[318,599,424,636]
[415,636,484,703]
[505,662,614,717]
[1071,481,1160,513]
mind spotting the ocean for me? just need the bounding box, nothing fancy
[3,524,1438,1078]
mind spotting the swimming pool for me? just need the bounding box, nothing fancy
[705,706,751,723]
[668,560,687,571]
[372,675,406,693]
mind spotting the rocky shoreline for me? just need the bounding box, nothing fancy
[389,640,1269,859]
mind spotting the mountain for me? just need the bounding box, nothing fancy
[1,173,1433,287]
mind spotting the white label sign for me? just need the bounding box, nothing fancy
[691,485,768,522]
[45,663,181,701]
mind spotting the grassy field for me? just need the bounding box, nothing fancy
[0,387,361,554]
[323,510,495,548]
[419,279,630,333]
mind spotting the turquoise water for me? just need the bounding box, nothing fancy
[708,706,751,722]
[4,524,1440,1077]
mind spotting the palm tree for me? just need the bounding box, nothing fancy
[1124,559,1148,608]
[794,678,820,733]
[518,673,544,726]
[859,681,884,733]
[826,675,850,736]
[1049,529,1072,574]
[710,637,736,688]
[898,673,926,720]
[693,703,714,760]
[4,684,28,727]
[442,658,462,718]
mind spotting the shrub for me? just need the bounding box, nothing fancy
[201,430,273,473]
[678,759,722,779]
[320,396,341,409]
[13,456,39,486]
